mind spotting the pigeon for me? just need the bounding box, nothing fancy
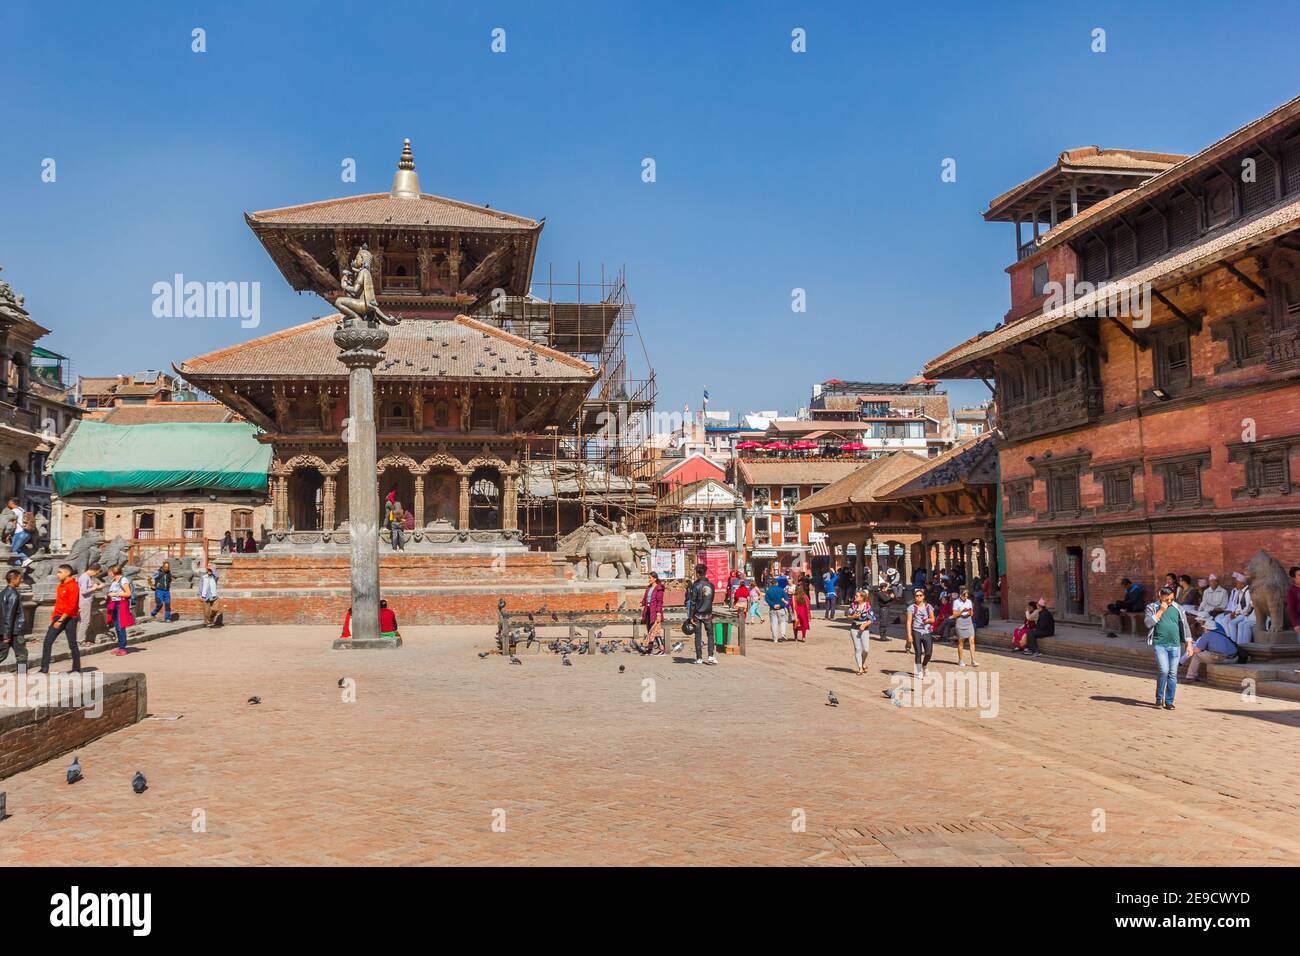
[527,612,535,622]
[550,612,559,622]
[827,691,839,707]
[497,599,507,611]
[337,678,346,687]
[672,641,684,653]
[66,756,82,785]
[478,652,489,659]
[618,664,625,674]
[562,655,572,667]
[131,772,147,794]
[248,696,261,705]
[509,655,522,665]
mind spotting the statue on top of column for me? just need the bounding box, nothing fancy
[335,245,399,329]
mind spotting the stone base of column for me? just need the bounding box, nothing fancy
[332,637,404,650]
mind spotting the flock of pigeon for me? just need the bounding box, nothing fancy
[60,755,148,794]
[376,329,556,377]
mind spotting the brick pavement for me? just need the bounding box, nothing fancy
[1,616,1297,866]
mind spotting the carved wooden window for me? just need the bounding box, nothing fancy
[182,509,204,540]
[1168,194,1199,248]
[82,510,105,533]
[1284,278,1300,319]
[472,395,495,429]
[1112,224,1137,274]
[1159,457,1206,510]
[1245,448,1290,496]
[433,400,451,429]
[1046,468,1081,516]
[133,509,156,540]
[1098,467,1135,511]
[1153,327,1191,392]
[1005,480,1031,517]
[1136,211,1166,263]
[1242,153,1278,214]
[1051,350,1077,388]
[1206,174,1235,229]
[1002,368,1025,407]
[1213,308,1268,371]
[232,509,254,533]
[753,515,770,545]
[1028,362,1050,400]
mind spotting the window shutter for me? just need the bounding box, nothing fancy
[1136,213,1166,262]
[1082,239,1108,282]
[1168,195,1199,248]
[1242,153,1278,213]
[1174,463,1200,503]
[1112,225,1137,273]
[1285,138,1300,195]
[1261,454,1287,487]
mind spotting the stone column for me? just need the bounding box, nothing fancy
[413,475,425,529]
[458,474,470,531]
[332,324,399,650]
[322,476,336,531]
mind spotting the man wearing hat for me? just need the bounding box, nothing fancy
[1184,613,1240,682]
[1196,573,1229,618]
[1223,571,1256,643]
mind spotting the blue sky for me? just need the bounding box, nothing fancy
[2,0,1299,419]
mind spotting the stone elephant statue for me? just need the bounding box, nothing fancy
[578,531,651,579]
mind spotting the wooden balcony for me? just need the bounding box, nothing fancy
[1000,385,1103,441]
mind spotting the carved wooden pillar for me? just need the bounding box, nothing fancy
[322,475,337,530]
[458,474,470,531]
[413,474,425,529]
[417,245,435,295]
[274,475,289,530]
[412,385,424,434]
[502,474,516,530]
[448,238,461,293]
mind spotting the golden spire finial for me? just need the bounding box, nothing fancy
[391,138,420,198]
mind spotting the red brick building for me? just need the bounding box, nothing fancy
[927,95,1300,625]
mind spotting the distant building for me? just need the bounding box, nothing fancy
[75,370,201,416]
[808,379,956,458]
[954,403,992,439]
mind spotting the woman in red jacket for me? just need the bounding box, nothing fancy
[640,572,666,654]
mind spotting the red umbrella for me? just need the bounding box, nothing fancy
[839,442,867,451]
[734,440,761,449]
[791,440,818,450]
[765,441,793,450]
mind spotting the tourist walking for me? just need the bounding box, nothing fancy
[906,588,936,677]
[7,497,32,568]
[685,563,717,665]
[105,565,134,656]
[846,590,874,675]
[764,574,790,643]
[823,570,838,619]
[149,561,174,621]
[199,564,221,626]
[791,588,811,642]
[388,503,406,551]
[38,564,81,673]
[876,567,901,639]
[640,572,666,655]
[76,563,104,645]
[746,580,764,624]
[1146,585,1189,710]
[0,568,26,666]
[951,585,977,665]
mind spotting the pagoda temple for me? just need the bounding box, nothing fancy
[178,140,617,552]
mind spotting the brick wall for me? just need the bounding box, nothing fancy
[0,672,146,780]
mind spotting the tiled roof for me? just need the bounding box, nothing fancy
[985,147,1185,218]
[177,313,596,381]
[928,193,1300,376]
[738,458,873,488]
[78,376,119,394]
[792,452,930,512]
[246,193,539,231]
[100,403,234,425]
[875,434,998,499]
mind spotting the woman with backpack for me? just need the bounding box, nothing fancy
[846,590,875,675]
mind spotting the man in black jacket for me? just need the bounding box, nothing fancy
[684,563,717,666]
[0,568,27,666]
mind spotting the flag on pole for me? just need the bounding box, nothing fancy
[702,387,709,416]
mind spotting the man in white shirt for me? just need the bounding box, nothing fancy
[1197,573,1229,617]
[198,565,221,627]
[7,497,30,565]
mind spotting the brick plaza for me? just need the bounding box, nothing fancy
[2,619,1298,866]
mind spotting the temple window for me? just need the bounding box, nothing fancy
[1096,466,1137,512]
[182,509,205,540]
[1152,327,1191,394]
[1046,467,1081,517]
[1205,174,1235,229]
[472,394,495,429]
[133,509,156,540]
[1155,453,1209,510]
[82,510,105,534]
[232,509,254,534]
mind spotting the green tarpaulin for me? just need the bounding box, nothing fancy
[53,421,271,496]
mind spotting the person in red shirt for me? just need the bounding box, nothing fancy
[39,564,81,673]
[379,600,400,640]
[340,606,352,640]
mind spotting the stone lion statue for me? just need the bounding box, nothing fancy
[1246,548,1290,632]
[578,531,651,579]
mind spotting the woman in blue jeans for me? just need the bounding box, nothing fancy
[1146,586,1187,710]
